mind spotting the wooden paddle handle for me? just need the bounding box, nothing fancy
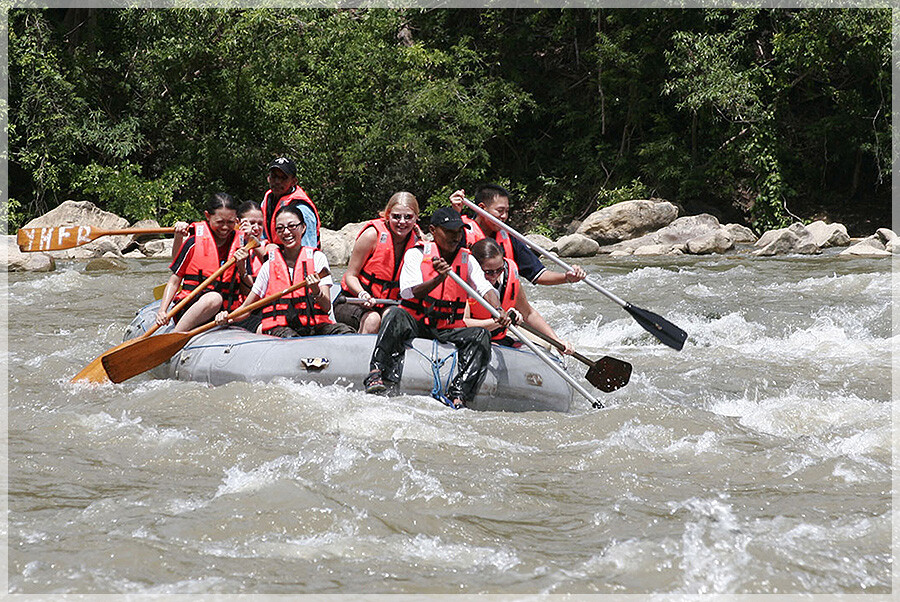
[150,238,260,337]
[186,279,311,338]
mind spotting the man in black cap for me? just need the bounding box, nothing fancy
[260,157,321,249]
[364,207,510,409]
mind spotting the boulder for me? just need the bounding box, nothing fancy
[724,223,758,244]
[686,229,735,255]
[525,233,555,253]
[633,244,673,255]
[806,220,850,248]
[141,239,174,258]
[875,228,897,244]
[577,199,678,245]
[21,200,130,259]
[3,235,56,272]
[840,236,891,257]
[85,252,130,271]
[554,233,600,257]
[319,228,351,266]
[597,214,724,255]
[753,223,819,256]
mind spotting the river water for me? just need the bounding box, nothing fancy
[5,251,894,595]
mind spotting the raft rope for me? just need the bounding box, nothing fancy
[409,340,459,409]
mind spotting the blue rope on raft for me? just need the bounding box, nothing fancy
[409,340,459,409]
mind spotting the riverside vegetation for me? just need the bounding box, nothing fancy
[8,8,891,239]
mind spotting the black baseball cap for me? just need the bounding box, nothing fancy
[267,157,297,178]
[430,207,464,230]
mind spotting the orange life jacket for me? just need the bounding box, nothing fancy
[340,219,420,300]
[259,247,333,333]
[261,186,321,249]
[462,215,514,259]
[401,243,471,329]
[468,257,520,341]
[173,221,245,311]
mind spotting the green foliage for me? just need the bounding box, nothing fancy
[8,8,891,235]
[75,163,191,223]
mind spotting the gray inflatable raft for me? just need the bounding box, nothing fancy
[124,302,575,412]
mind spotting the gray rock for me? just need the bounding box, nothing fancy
[554,233,600,257]
[524,233,555,253]
[141,239,174,258]
[840,236,891,257]
[875,228,897,244]
[597,214,724,255]
[577,199,678,245]
[724,223,758,244]
[633,244,673,255]
[753,223,819,256]
[686,228,735,255]
[806,220,850,248]
[320,227,353,266]
[21,200,131,259]
[3,235,55,272]
[85,252,130,271]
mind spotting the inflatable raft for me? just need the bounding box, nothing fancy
[123,302,576,412]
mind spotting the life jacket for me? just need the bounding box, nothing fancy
[400,242,471,329]
[259,246,333,333]
[340,219,420,300]
[173,221,245,311]
[462,215,514,259]
[249,253,264,277]
[261,186,321,249]
[469,257,520,341]
[462,215,485,247]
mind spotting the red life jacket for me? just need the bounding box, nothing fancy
[468,257,520,341]
[462,215,485,247]
[401,243,471,329]
[340,219,420,300]
[261,186,321,249]
[462,215,514,259]
[259,247,333,333]
[172,221,245,311]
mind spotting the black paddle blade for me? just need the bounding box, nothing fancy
[624,304,687,350]
[586,356,633,392]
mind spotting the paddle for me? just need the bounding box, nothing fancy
[100,278,310,383]
[152,282,177,300]
[512,320,631,393]
[333,296,400,307]
[445,270,605,409]
[71,238,259,384]
[461,197,689,351]
[17,225,176,252]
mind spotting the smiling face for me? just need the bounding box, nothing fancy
[267,168,296,199]
[205,208,238,242]
[386,202,418,238]
[274,211,306,249]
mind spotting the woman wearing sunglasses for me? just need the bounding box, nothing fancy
[335,191,423,333]
[464,237,574,355]
[216,205,353,337]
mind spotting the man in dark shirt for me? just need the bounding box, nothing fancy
[451,184,586,285]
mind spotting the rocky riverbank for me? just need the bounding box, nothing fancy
[5,199,896,273]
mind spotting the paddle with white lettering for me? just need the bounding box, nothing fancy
[17,225,175,252]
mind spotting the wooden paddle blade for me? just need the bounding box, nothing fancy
[100,332,191,383]
[71,355,113,384]
[17,225,103,252]
[586,356,633,392]
[624,304,688,351]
